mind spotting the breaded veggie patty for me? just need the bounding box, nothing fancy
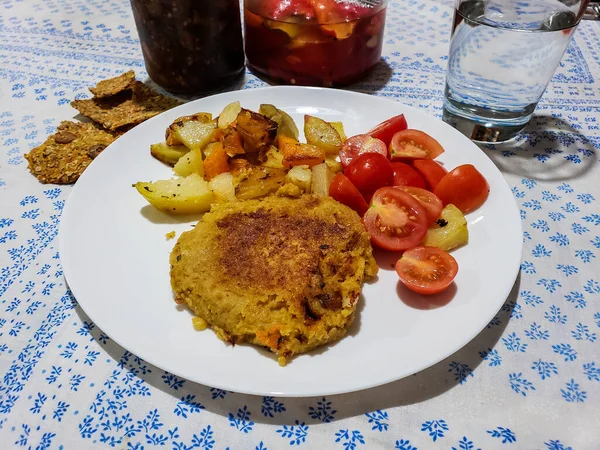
[169,195,378,364]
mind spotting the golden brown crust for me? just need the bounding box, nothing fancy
[24,121,119,184]
[170,195,378,362]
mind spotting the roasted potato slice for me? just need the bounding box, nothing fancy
[324,156,343,174]
[304,115,343,154]
[166,114,216,151]
[311,162,335,197]
[173,148,204,177]
[423,204,469,251]
[217,101,241,129]
[235,166,287,200]
[286,165,312,193]
[209,171,237,203]
[278,135,325,168]
[150,142,189,166]
[236,109,278,152]
[259,104,299,139]
[330,121,347,141]
[135,173,213,215]
[261,145,285,169]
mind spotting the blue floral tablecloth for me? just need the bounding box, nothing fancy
[1,1,599,449]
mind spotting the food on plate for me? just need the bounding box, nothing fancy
[165,231,176,240]
[338,134,387,167]
[390,161,427,189]
[235,166,287,200]
[396,186,443,227]
[363,187,429,251]
[422,204,468,251]
[165,113,215,149]
[411,159,448,190]
[304,115,344,154]
[173,148,204,177]
[344,152,393,199]
[367,114,408,146]
[389,129,445,160]
[311,162,335,197]
[169,195,378,365]
[259,104,299,139]
[134,173,213,215]
[395,246,458,295]
[137,105,491,310]
[24,121,119,184]
[71,80,181,131]
[433,164,490,214]
[329,172,369,216]
[89,70,136,98]
[150,142,189,166]
[236,109,279,152]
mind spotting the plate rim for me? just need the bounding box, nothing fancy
[59,85,523,397]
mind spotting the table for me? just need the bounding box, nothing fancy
[1,1,599,449]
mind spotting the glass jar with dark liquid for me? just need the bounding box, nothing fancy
[130,0,245,94]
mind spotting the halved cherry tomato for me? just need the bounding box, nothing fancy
[411,159,448,190]
[396,186,443,226]
[433,164,490,213]
[345,153,393,199]
[389,130,445,160]
[395,246,458,295]
[364,187,428,251]
[367,114,408,146]
[339,134,387,167]
[391,161,427,189]
[329,172,369,216]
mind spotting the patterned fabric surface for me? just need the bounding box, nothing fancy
[1,0,599,449]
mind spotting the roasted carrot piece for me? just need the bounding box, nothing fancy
[278,135,325,168]
[203,142,229,180]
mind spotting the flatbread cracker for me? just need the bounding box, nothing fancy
[89,70,136,98]
[71,81,181,130]
[24,121,119,184]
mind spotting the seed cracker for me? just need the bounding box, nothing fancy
[71,81,181,131]
[24,121,119,184]
[89,70,136,98]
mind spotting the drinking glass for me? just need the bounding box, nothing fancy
[442,0,590,142]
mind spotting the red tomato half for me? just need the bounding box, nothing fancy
[433,164,490,213]
[367,114,408,146]
[329,172,369,216]
[339,134,387,167]
[345,153,393,199]
[391,161,427,189]
[395,246,458,295]
[396,186,443,226]
[364,187,428,251]
[389,130,445,160]
[411,159,448,190]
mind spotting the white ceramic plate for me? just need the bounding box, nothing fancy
[60,86,522,397]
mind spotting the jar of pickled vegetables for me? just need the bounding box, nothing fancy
[130,0,245,94]
[244,0,387,87]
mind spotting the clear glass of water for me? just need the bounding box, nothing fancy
[442,0,590,142]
